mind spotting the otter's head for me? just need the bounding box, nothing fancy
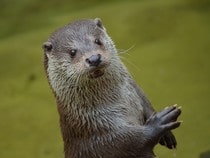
[43,18,126,100]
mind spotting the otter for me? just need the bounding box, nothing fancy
[42,18,181,158]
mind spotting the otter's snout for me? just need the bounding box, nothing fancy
[86,54,102,67]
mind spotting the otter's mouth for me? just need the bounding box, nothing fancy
[89,69,105,78]
[88,63,109,79]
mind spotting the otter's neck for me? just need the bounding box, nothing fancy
[48,60,129,108]
[47,56,131,136]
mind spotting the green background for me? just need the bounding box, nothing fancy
[0,0,210,157]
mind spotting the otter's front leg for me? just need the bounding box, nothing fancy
[131,80,179,149]
[144,105,181,147]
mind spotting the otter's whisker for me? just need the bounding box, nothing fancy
[119,55,142,74]
[117,44,136,55]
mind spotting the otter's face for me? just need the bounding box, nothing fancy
[43,18,118,82]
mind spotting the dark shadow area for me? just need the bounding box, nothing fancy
[200,150,210,158]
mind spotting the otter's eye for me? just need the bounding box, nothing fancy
[69,49,77,58]
[95,39,102,46]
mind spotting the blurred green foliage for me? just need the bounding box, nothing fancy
[0,0,210,158]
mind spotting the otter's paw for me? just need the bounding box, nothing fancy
[145,105,181,138]
[159,131,177,149]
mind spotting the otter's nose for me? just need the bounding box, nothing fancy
[86,54,102,67]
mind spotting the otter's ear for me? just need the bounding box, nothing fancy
[94,18,104,30]
[42,41,53,53]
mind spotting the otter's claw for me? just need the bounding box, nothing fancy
[145,105,182,143]
[159,131,177,149]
